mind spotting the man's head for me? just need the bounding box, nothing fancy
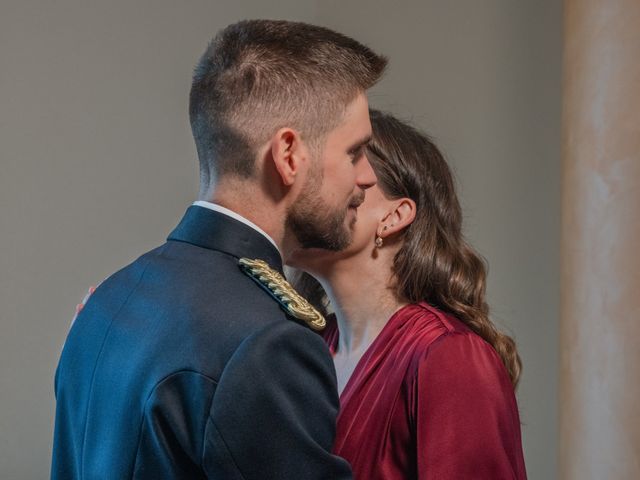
[285,92,373,251]
[190,20,386,250]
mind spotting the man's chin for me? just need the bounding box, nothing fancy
[287,203,353,252]
[348,209,358,228]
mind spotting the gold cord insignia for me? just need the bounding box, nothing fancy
[238,258,326,331]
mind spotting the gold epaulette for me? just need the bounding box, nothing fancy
[238,258,326,331]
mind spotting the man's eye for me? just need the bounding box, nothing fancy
[350,146,364,161]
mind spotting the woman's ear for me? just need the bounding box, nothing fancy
[269,128,305,186]
[377,198,417,238]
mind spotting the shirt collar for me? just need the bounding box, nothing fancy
[192,201,281,255]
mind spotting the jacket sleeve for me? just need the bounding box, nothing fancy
[414,332,527,480]
[202,320,353,480]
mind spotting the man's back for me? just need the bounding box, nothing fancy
[52,207,351,479]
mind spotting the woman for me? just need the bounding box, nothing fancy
[289,110,527,479]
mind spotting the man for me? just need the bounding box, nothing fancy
[51,20,386,479]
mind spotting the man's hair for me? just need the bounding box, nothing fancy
[189,19,387,189]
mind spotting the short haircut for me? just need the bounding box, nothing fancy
[189,20,387,187]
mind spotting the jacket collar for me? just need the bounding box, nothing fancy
[167,206,284,274]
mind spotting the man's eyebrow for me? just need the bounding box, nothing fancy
[348,135,372,152]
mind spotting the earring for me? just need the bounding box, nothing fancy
[375,236,384,248]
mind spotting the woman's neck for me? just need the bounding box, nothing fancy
[319,251,407,355]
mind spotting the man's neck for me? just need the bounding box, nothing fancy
[204,184,289,256]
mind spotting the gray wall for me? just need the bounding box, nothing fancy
[314,3,563,479]
[0,1,561,478]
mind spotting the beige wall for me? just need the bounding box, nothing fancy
[560,1,640,478]
[0,1,561,478]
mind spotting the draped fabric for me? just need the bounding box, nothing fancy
[323,303,527,479]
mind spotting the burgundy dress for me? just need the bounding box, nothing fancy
[323,302,527,479]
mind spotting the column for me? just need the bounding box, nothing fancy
[560,1,640,479]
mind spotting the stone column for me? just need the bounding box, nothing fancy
[560,1,640,479]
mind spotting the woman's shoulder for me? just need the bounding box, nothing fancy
[405,305,525,479]
[404,303,509,385]
[400,302,478,346]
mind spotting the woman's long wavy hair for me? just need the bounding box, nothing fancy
[366,110,521,386]
[294,110,521,386]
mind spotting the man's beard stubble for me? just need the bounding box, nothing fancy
[286,171,364,252]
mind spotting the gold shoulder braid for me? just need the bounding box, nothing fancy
[238,258,326,331]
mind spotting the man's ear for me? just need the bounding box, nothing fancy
[269,127,306,186]
[377,198,417,238]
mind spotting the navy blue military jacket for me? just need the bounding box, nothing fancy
[52,206,352,479]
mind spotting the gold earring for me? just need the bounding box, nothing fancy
[375,236,384,248]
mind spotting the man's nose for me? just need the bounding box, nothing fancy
[356,155,377,190]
